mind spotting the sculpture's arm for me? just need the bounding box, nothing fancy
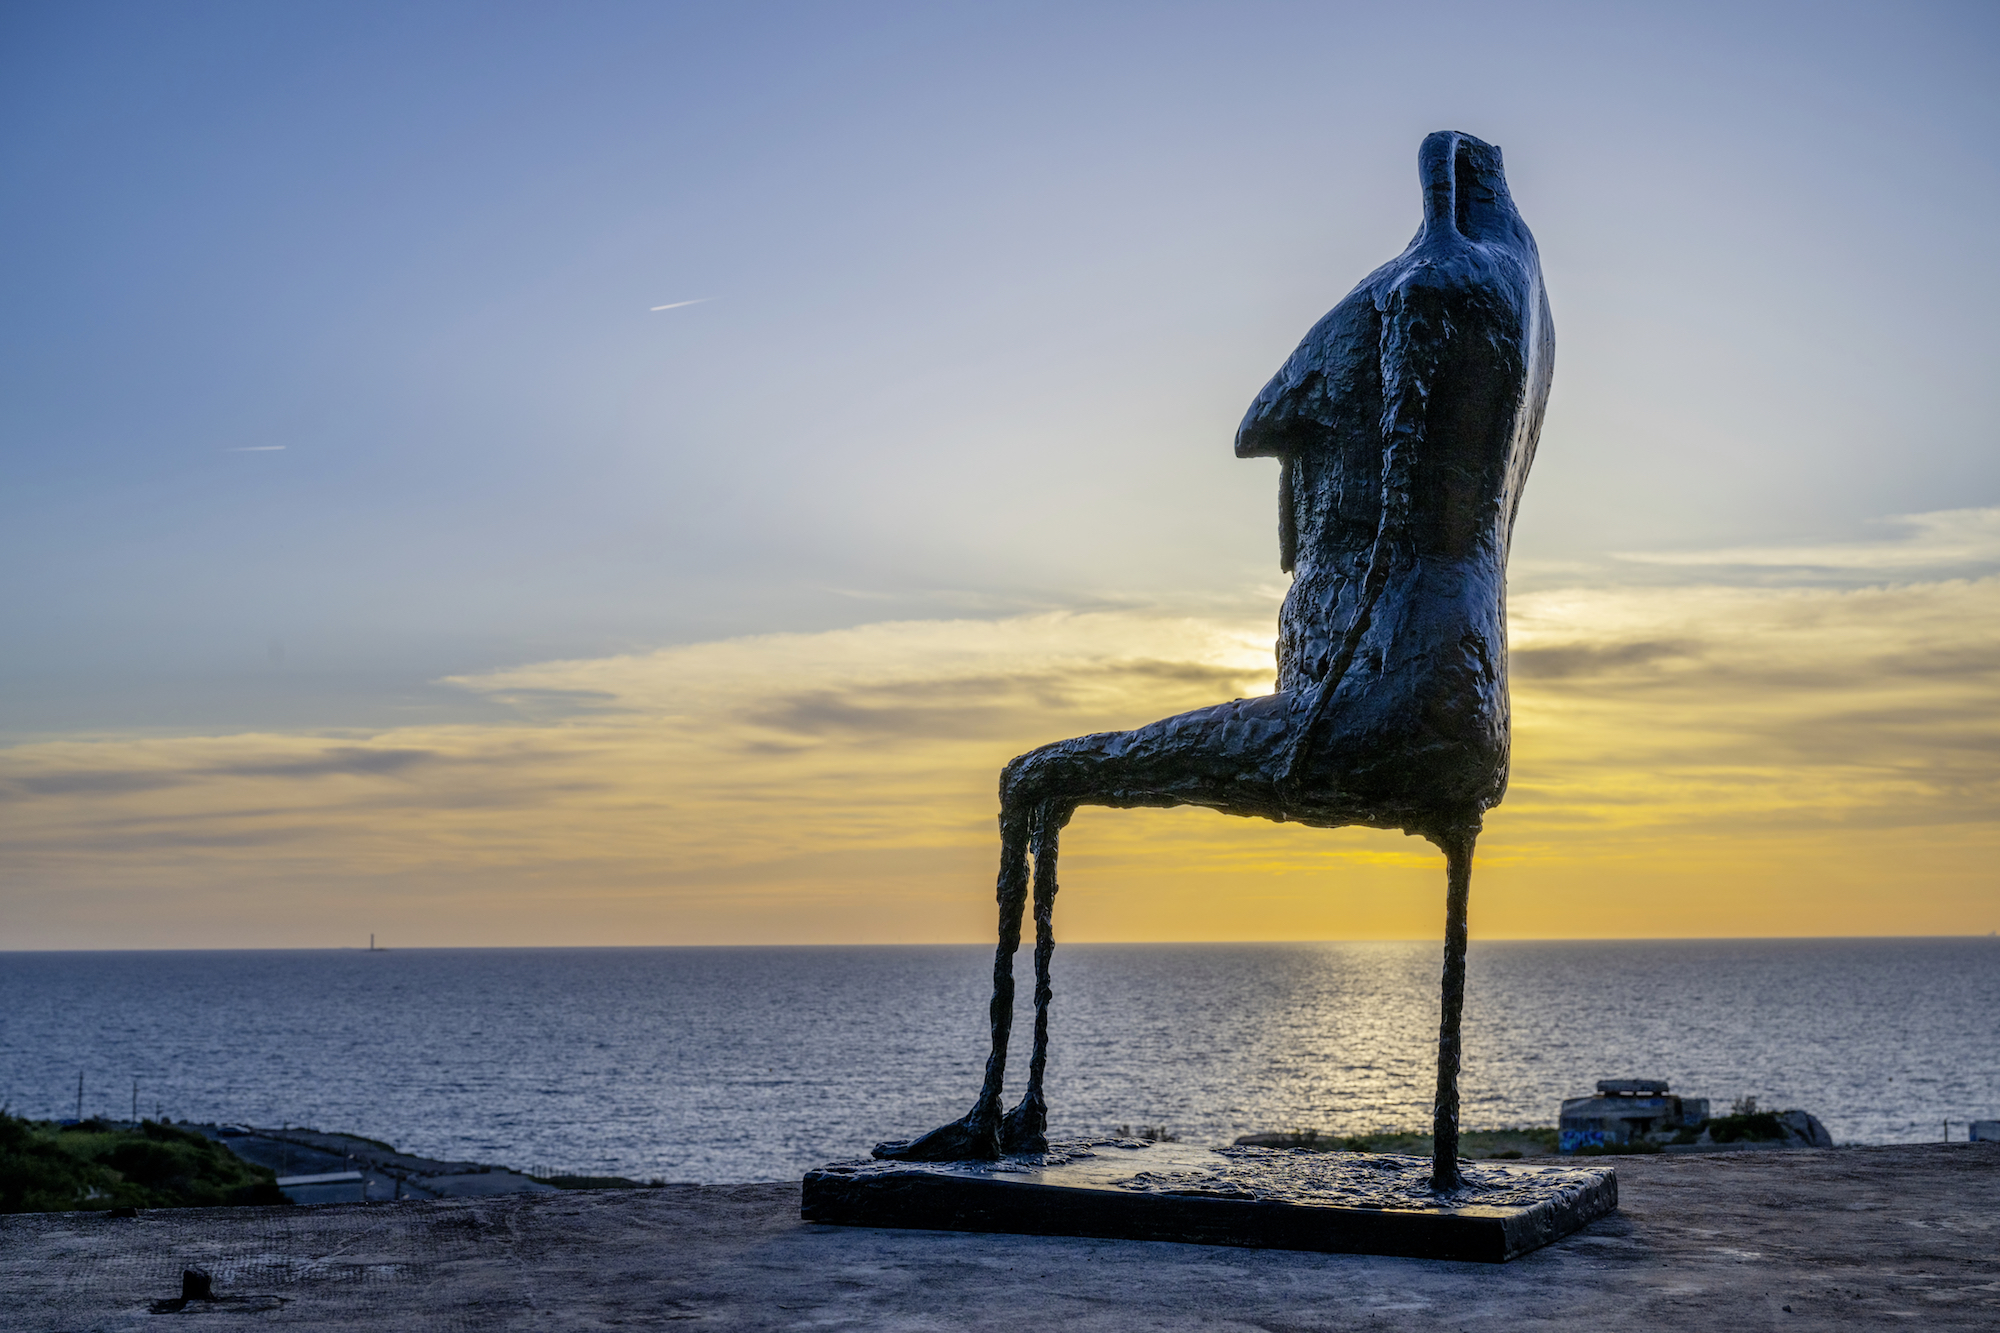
[1234,349,1329,574]
[1234,295,1379,461]
[1234,366,1330,459]
[1234,298,1381,573]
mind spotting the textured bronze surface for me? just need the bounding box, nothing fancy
[811,1142,1613,1263]
[875,131,1554,1193]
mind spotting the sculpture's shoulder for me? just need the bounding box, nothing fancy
[1234,228,1546,463]
[1372,227,1545,323]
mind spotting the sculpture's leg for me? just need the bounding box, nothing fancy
[1430,828,1477,1191]
[872,811,1032,1161]
[1001,803,1065,1153]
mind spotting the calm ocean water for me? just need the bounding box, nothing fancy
[2,940,1995,1182]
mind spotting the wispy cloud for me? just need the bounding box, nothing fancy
[1614,506,2000,572]
[1507,577,2000,832]
[224,445,287,452]
[649,298,711,311]
[206,747,434,780]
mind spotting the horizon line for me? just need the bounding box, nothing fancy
[3,932,1994,954]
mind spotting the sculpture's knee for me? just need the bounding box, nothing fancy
[998,746,1052,814]
[999,737,1101,818]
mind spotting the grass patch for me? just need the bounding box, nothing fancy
[1115,1125,1181,1143]
[1701,1112,1788,1144]
[1,1114,289,1213]
[531,1174,657,1190]
[1235,1127,1560,1159]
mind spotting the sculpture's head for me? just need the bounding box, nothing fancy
[1417,131,1528,249]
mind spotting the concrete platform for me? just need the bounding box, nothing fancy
[2,1143,1994,1330]
[805,1141,1617,1262]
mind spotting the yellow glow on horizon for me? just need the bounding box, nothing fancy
[4,577,1997,948]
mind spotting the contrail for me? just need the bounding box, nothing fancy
[650,298,711,311]
[226,446,287,452]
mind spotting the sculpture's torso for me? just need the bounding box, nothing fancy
[996,133,1552,840]
[1239,133,1554,828]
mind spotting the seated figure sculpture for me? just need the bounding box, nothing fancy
[875,131,1553,1192]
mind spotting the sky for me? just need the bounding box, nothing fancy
[3,0,1997,947]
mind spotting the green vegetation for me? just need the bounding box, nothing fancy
[0,1113,289,1213]
[1237,1127,1561,1159]
[1699,1112,1788,1144]
[1115,1125,1181,1143]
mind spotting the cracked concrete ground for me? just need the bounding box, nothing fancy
[3,1142,1994,1330]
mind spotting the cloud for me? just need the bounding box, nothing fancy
[1505,576,2000,838]
[744,661,1255,741]
[648,298,711,311]
[205,747,435,779]
[1511,639,1700,681]
[471,687,623,720]
[7,771,187,799]
[3,559,1997,944]
[1,746,439,802]
[224,445,286,452]
[0,614,1276,909]
[1613,506,2000,573]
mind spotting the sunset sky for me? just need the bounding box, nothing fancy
[4,1,1997,947]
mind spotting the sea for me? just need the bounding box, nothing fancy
[2,940,1995,1183]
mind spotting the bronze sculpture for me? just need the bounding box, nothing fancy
[876,131,1553,1192]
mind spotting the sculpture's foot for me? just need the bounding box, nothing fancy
[1000,1091,1048,1154]
[872,1105,1002,1162]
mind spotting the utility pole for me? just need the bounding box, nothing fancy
[132,1078,138,1124]
[75,1070,83,1121]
